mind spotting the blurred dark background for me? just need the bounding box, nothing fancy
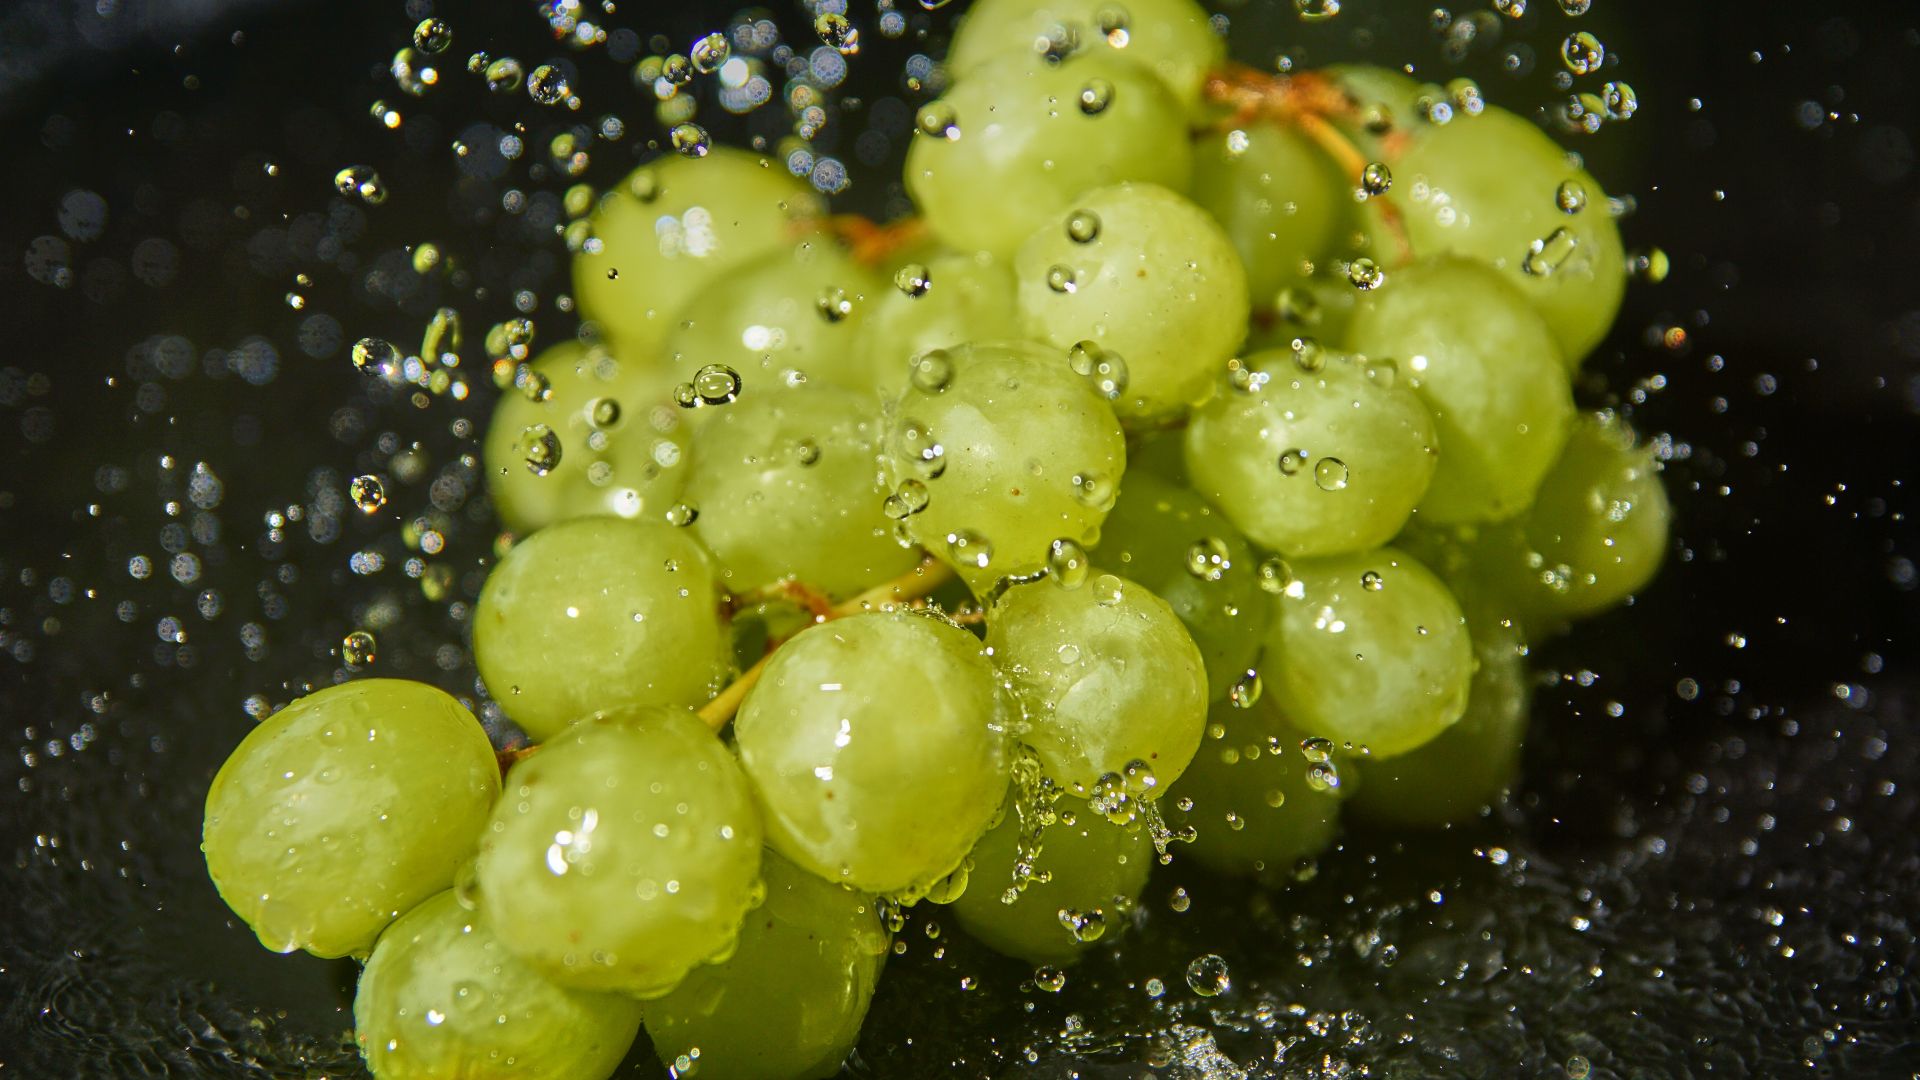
[0,0,1914,1076]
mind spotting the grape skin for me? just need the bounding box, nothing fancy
[1165,698,1346,880]
[945,0,1224,110]
[852,247,1022,399]
[1190,123,1349,310]
[202,679,499,959]
[354,891,642,1080]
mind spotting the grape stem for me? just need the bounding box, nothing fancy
[1202,64,1416,268]
[696,557,956,731]
[793,214,929,267]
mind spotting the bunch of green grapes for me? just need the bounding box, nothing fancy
[204,4,1675,1075]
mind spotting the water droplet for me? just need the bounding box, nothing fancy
[527,64,568,105]
[1186,537,1231,582]
[1059,907,1108,942]
[517,367,553,403]
[1066,209,1101,243]
[1347,257,1384,290]
[909,349,954,393]
[1047,538,1090,589]
[1123,759,1157,795]
[412,17,452,54]
[1629,247,1670,284]
[587,397,621,428]
[484,57,524,94]
[1033,965,1067,992]
[946,530,993,569]
[1277,448,1308,477]
[1361,160,1392,195]
[1523,227,1578,276]
[1305,759,1342,792]
[1256,556,1293,595]
[662,54,694,85]
[1046,265,1079,294]
[1276,287,1321,326]
[1555,179,1588,214]
[1291,336,1325,373]
[894,263,932,297]
[1066,341,1127,400]
[917,102,958,138]
[1185,954,1231,996]
[894,419,946,478]
[791,437,821,466]
[882,479,930,519]
[1559,0,1591,12]
[815,13,859,55]
[1360,569,1384,591]
[1313,457,1350,491]
[665,503,699,527]
[342,630,377,668]
[1229,669,1263,708]
[349,475,387,513]
[1561,31,1605,76]
[1366,356,1400,390]
[675,364,743,408]
[1078,78,1114,115]
[1294,0,1342,20]
[1092,574,1125,607]
[670,123,711,158]
[817,284,855,322]
[1071,470,1116,511]
[1492,0,1526,17]
[351,337,400,377]
[522,424,561,475]
[690,32,730,74]
[1601,80,1638,120]
[333,166,387,205]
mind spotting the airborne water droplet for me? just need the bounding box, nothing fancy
[527,64,568,105]
[1229,669,1263,709]
[349,475,387,513]
[670,123,711,158]
[815,13,860,55]
[1294,0,1342,21]
[412,18,452,54]
[690,32,730,74]
[1347,257,1384,291]
[1361,160,1392,196]
[1033,965,1067,992]
[1561,31,1605,76]
[483,57,524,94]
[351,337,400,377]
[333,166,387,205]
[342,630,377,668]
[1185,954,1230,996]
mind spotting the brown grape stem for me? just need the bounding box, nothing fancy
[697,557,956,731]
[790,214,928,268]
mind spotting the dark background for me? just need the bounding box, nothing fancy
[0,0,1915,1076]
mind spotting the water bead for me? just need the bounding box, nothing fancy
[586,397,621,428]
[342,630,377,668]
[527,64,568,105]
[1361,161,1392,196]
[521,424,562,475]
[1033,966,1067,993]
[1046,265,1079,294]
[484,56,523,93]
[1066,209,1102,243]
[815,13,860,55]
[1185,954,1230,996]
[909,349,955,393]
[1228,669,1263,709]
[1561,31,1605,76]
[946,530,993,569]
[1493,0,1526,17]
[333,165,386,205]
[882,479,930,519]
[1185,537,1232,582]
[669,123,711,158]
[412,17,452,54]
[1360,569,1384,591]
[349,475,387,513]
[1277,448,1308,477]
[689,364,743,406]
[1313,457,1350,492]
[1347,257,1384,290]
[1047,538,1090,589]
[1556,179,1588,214]
[1559,0,1591,12]
[1255,556,1293,595]
[1523,227,1579,276]
[664,503,699,527]
[893,262,933,297]
[690,32,730,74]
[916,102,959,138]
[1077,79,1114,115]
[1601,80,1638,120]
[1291,336,1325,373]
[662,55,695,85]
[1294,0,1342,20]
[351,336,399,376]
[1071,470,1117,511]
[817,285,855,322]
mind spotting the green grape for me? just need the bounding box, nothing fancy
[1323,64,1424,158]
[1164,698,1345,879]
[354,890,642,1080]
[202,679,499,959]
[1349,608,1531,829]
[852,248,1022,399]
[881,341,1127,592]
[948,796,1153,964]
[473,517,731,742]
[1184,349,1438,557]
[1345,256,1573,524]
[644,850,889,1080]
[483,341,690,536]
[1092,470,1269,702]
[945,0,1224,109]
[1252,273,1359,355]
[1190,123,1349,309]
[475,707,763,996]
[1262,548,1472,758]
[1014,182,1249,421]
[905,52,1192,258]
[734,611,1013,895]
[987,573,1208,795]
[1125,429,1189,485]
[574,149,824,360]
[1385,103,1627,365]
[663,239,886,398]
[684,383,918,599]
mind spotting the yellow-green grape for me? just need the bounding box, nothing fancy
[574,149,824,360]
[1263,548,1472,758]
[905,52,1192,258]
[1094,471,1269,701]
[881,341,1127,592]
[734,611,1013,896]
[852,248,1021,399]
[948,798,1153,964]
[685,382,918,599]
[1501,409,1672,622]
[1190,124,1348,310]
[1323,64,1424,160]
[1349,610,1531,828]
[1014,182,1249,421]
[945,0,1224,110]
[1386,103,1627,365]
[475,707,763,996]
[662,239,885,398]
[472,518,730,742]
[483,341,689,535]
[987,574,1207,795]
[202,680,499,959]
[353,891,642,1080]
[1345,256,1573,524]
[643,850,889,1080]
[1252,274,1359,355]
[1164,698,1345,879]
[1184,350,1438,557]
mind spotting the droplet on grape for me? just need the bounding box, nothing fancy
[587,397,621,428]
[1291,336,1325,373]
[348,475,387,513]
[664,503,698,527]
[1555,179,1588,214]
[516,367,553,403]
[1347,257,1384,290]
[1277,448,1308,477]
[791,437,821,466]
[1523,227,1579,276]
[1185,537,1231,582]
[1229,669,1263,709]
[817,284,855,322]
[1092,574,1125,607]
[1305,760,1342,792]
[1066,341,1127,400]
[917,102,959,139]
[883,479,931,519]
[893,262,932,297]
[1046,265,1079,294]
[1276,287,1321,326]
[1256,556,1294,595]
[1071,470,1116,511]
[1059,907,1107,942]
[1047,538,1090,589]
[674,364,742,409]
[527,64,568,105]
[1077,78,1114,115]
[946,530,993,569]
[1360,569,1384,592]
[909,349,954,393]
[1313,457,1350,491]
[1185,954,1231,996]
[895,419,946,478]
[1066,209,1101,244]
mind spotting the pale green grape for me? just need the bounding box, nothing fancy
[574,150,824,360]
[946,0,1224,109]
[354,890,642,1080]
[475,707,763,996]
[1125,428,1189,484]
[1190,123,1349,309]
[1014,182,1249,420]
[948,797,1153,964]
[987,573,1207,795]
[483,341,689,536]
[1349,608,1530,828]
[662,239,886,398]
[1345,256,1573,524]
[734,611,1013,896]
[684,382,918,599]
[1386,103,1627,365]
[644,850,889,1080]
[1164,698,1344,879]
[1250,274,1359,355]
[202,679,498,959]
[905,52,1192,258]
[881,341,1126,592]
[1092,470,1269,701]
[852,248,1022,399]
[1262,548,1472,758]
[1184,349,1438,557]
[473,517,731,742]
